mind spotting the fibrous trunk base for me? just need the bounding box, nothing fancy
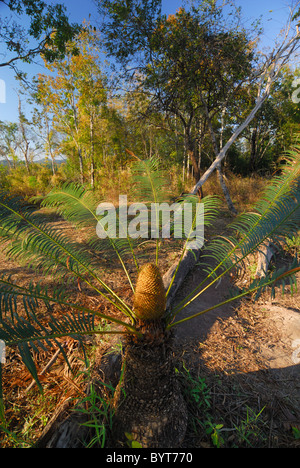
[112,324,188,448]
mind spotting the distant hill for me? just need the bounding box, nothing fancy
[0,158,65,167]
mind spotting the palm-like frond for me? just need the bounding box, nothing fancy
[38,183,98,227]
[165,193,222,298]
[168,257,300,329]
[0,270,139,412]
[0,191,133,318]
[0,307,135,397]
[0,275,62,321]
[170,147,300,319]
[130,155,172,264]
[0,309,136,350]
[130,155,171,203]
[0,308,134,350]
[0,191,97,278]
[0,274,133,329]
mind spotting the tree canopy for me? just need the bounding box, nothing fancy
[0,0,81,71]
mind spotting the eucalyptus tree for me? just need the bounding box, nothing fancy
[31,100,60,177]
[143,4,256,213]
[0,140,300,447]
[97,0,300,211]
[34,27,109,185]
[0,121,19,168]
[96,0,259,216]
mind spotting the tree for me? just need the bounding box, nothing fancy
[74,40,108,187]
[0,101,40,172]
[0,121,19,168]
[191,3,300,195]
[97,0,300,212]
[150,6,255,172]
[0,142,300,446]
[33,27,109,185]
[0,0,81,74]
[17,95,32,173]
[118,88,174,163]
[31,99,60,177]
[148,4,257,212]
[97,0,162,68]
[96,0,260,214]
[241,67,300,173]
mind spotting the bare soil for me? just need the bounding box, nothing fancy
[171,252,300,447]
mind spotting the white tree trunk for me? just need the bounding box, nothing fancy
[191,29,300,195]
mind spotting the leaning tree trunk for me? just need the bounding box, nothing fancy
[216,164,238,215]
[112,321,188,448]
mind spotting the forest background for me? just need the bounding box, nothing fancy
[0,0,299,215]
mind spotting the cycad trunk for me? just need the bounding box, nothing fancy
[112,321,188,448]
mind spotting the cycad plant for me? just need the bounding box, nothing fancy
[0,144,300,447]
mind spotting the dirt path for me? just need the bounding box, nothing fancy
[173,263,300,374]
[170,261,300,440]
[259,304,300,371]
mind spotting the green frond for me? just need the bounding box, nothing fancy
[41,183,139,290]
[0,309,136,399]
[130,156,171,203]
[0,275,140,406]
[0,275,65,321]
[130,156,172,264]
[165,193,222,298]
[0,274,136,332]
[0,191,133,318]
[0,191,97,278]
[17,342,44,394]
[0,312,97,348]
[168,258,300,330]
[171,147,300,317]
[39,183,98,227]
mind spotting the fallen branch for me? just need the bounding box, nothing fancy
[25,346,63,393]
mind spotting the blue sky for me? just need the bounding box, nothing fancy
[0,0,295,122]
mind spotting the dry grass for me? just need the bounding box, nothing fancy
[177,292,300,448]
[201,171,268,213]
